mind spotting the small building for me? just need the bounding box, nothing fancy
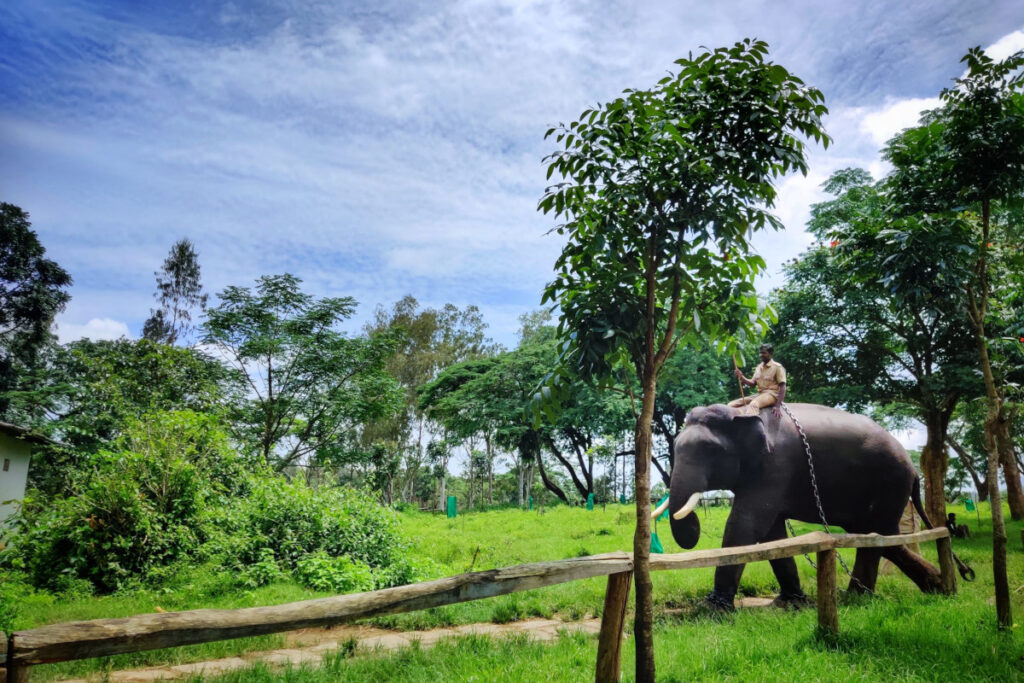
[0,421,49,525]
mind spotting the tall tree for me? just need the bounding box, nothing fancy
[10,338,238,496]
[364,296,497,505]
[538,40,828,680]
[143,239,208,345]
[202,274,403,470]
[0,202,72,416]
[885,47,1024,630]
[772,168,979,524]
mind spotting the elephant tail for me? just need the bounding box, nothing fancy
[911,474,976,582]
[910,475,934,529]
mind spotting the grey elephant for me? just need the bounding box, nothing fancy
[653,403,942,609]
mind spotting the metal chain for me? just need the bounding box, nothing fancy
[779,403,872,595]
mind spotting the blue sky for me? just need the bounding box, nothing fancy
[3,0,1024,352]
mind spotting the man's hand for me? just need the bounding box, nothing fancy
[734,368,743,380]
[772,402,783,419]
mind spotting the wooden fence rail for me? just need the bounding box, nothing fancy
[1,528,952,683]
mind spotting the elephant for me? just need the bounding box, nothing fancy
[658,402,943,609]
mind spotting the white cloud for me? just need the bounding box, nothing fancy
[985,29,1024,61]
[55,317,132,343]
[858,97,942,147]
[6,3,1024,346]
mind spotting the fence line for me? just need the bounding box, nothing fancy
[1,527,953,683]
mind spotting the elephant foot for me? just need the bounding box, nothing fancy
[772,592,811,610]
[704,591,736,612]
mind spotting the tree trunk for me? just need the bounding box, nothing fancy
[484,433,494,506]
[517,454,525,508]
[969,200,1012,630]
[536,453,570,504]
[996,409,1024,520]
[920,406,953,525]
[947,435,988,503]
[543,435,590,501]
[633,372,657,683]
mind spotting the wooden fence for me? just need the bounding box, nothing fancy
[0,527,953,683]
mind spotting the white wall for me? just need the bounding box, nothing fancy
[0,433,32,525]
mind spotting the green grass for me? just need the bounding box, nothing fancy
[11,502,1024,681]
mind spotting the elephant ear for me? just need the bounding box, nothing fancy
[731,413,771,477]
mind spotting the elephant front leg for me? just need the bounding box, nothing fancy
[762,517,809,608]
[708,504,779,610]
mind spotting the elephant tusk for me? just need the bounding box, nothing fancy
[672,492,702,520]
[651,498,670,520]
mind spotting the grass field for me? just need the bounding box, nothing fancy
[10,501,1024,681]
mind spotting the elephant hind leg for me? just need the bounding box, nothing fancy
[880,545,942,593]
[848,548,881,594]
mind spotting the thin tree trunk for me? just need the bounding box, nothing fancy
[633,373,657,683]
[947,435,989,502]
[969,199,1012,630]
[996,410,1024,520]
[486,433,494,506]
[536,452,569,504]
[517,454,525,508]
[543,435,590,501]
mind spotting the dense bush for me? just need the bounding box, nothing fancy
[2,411,238,592]
[1,410,419,594]
[212,477,419,589]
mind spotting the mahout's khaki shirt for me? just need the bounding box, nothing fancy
[752,359,786,397]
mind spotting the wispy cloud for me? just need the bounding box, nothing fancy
[2,0,1023,345]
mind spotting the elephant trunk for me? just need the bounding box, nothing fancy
[669,469,707,550]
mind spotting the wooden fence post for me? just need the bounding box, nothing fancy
[595,570,632,683]
[816,548,838,636]
[936,536,957,595]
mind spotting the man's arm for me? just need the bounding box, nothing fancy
[734,369,757,387]
[773,382,786,417]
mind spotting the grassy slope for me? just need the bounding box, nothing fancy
[14,502,1024,681]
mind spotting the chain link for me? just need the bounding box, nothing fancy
[779,403,872,595]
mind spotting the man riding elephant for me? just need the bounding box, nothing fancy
[729,343,786,417]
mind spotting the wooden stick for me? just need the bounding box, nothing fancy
[732,355,746,400]
[595,571,632,683]
[816,548,838,635]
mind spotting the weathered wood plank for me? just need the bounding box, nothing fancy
[649,532,836,571]
[11,555,632,665]
[830,527,948,549]
[816,549,838,635]
[595,571,632,683]
[8,530,947,669]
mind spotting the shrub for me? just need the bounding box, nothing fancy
[294,551,374,593]
[1,411,420,595]
[214,478,418,589]
[239,548,284,588]
[1,411,243,592]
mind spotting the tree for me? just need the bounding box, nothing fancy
[142,239,208,345]
[202,274,403,470]
[772,168,979,524]
[0,203,72,416]
[362,296,497,505]
[10,338,238,496]
[885,46,1024,630]
[538,40,828,680]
